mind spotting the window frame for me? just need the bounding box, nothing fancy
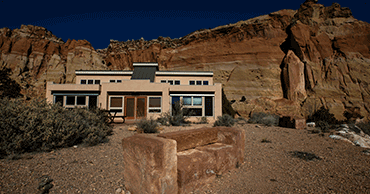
[203,80,209,85]
[189,80,195,85]
[175,80,180,85]
[94,80,101,85]
[148,96,162,113]
[109,96,124,114]
[80,80,87,84]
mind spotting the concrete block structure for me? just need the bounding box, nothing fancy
[45,62,222,122]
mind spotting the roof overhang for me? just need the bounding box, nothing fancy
[156,71,213,76]
[75,71,133,75]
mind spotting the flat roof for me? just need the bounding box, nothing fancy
[133,62,158,67]
[156,71,213,76]
[75,70,133,75]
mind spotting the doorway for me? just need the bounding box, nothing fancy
[125,96,147,120]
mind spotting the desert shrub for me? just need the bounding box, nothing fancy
[136,118,159,133]
[316,120,329,133]
[357,121,370,136]
[248,112,279,126]
[0,97,112,158]
[0,67,22,99]
[308,106,338,125]
[195,117,208,124]
[157,101,193,126]
[214,114,235,127]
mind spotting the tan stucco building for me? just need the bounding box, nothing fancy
[46,62,222,122]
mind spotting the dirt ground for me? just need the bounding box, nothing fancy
[1,123,369,193]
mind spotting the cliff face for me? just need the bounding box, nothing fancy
[1,0,369,120]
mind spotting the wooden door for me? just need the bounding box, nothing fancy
[125,97,135,120]
[136,97,146,119]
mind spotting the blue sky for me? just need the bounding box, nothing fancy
[1,0,369,49]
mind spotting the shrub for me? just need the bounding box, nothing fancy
[248,112,279,126]
[136,118,159,133]
[308,106,338,125]
[316,120,329,133]
[0,97,112,158]
[214,114,235,127]
[196,117,208,124]
[157,101,193,126]
[357,121,370,136]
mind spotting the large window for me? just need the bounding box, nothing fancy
[109,96,123,113]
[66,96,86,106]
[171,96,210,117]
[148,97,161,113]
[54,96,64,106]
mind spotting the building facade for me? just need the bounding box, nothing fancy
[45,63,222,122]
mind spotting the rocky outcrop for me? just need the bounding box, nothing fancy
[0,25,108,97]
[1,0,370,120]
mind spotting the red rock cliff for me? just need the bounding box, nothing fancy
[1,0,369,120]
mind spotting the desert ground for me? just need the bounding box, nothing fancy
[1,123,369,193]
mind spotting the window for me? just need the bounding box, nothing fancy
[110,80,115,83]
[203,81,209,85]
[88,80,94,84]
[109,96,123,113]
[183,97,192,105]
[175,80,180,85]
[193,97,202,105]
[168,80,174,85]
[66,96,75,105]
[76,96,86,105]
[54,96,64,106]
[94,80,100,84]
[196,81,202,85]
[189,81,195,85]
[117,80,122,83]
[148,97,161,113]
[80,80,86,84]
[161,80,166,83]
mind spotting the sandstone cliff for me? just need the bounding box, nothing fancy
[1,0,369,120]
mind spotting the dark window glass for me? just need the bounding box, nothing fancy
[175,80,180,85]
[203,81,209,85]
[117,80,122,83]
[189,81,195,85]
[205,97,213,116]
[88,96,97,109]
[161,80,167,83]
[171,96,181,116]
[94,80,100,84]
[168,80,173,85]
[110,80,115,83]
[76,96,86,105]
[149,109,161,113]
[88,80,94,84]
[183,108,202,116]
[66,96,75,105]
[196,81,202,85]
[55,96,64,106]
[149,97,161,108]
[80,80,86,84]
[110,97,122,107]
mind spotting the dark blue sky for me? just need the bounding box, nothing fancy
[1,0,369,49]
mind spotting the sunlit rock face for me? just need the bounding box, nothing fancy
[1,0,369,120]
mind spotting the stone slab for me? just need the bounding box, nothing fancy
[177,149,217,194]
[158,127,218,152]
[122,134,177,194]
[197,143,236,175]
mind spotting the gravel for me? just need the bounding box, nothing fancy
[1,123,369,193]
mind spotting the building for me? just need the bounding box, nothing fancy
[45,62,222,122]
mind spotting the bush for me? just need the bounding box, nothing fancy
[248,112,279,126]
[0,98,112,158]
[157,101,193,126]
[136,118,159,133]
[214,114,235,127]
[316,120,329,133]
[195,117,208,124]
[357,121,370,136]
[308,106,338,125]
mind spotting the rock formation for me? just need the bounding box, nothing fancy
[1,0,369,120]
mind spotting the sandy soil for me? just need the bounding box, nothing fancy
[1,123,369,193]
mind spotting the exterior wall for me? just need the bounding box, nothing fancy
[155,75,213,85]
[46,71,223,121]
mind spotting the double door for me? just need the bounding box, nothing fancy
[125,96,146,120]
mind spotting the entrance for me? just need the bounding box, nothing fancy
[125,96,147,120]
[89,96,97,109]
